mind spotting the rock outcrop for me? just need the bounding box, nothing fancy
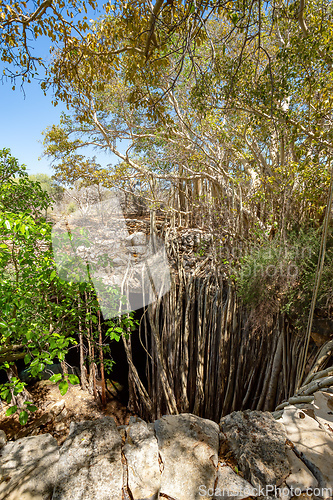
[280,405,333,496]
[0,433,59,500]
[123,419,160,500]
[52,201,171,318]
[220,411,290,493]
[1,391,333,500]
[154,414,219,500]
[52,418,123,500]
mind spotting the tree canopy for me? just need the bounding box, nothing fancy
[40,0,333,237]
[2,0,333,417]
[0,0,97,86]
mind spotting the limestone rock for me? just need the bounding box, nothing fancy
[280,405,333,496]
[126,245,147,255]
[312,391,333,435]
[154,413,219,500]
[52,417,123,500]
[0,431,6,448]
[112,257,126,267]
[220,410,290,495]
[0,433,59,500]
[123,417,160,500]
[125,232,146,246]
[2,404,331,500]
[285,449,318,492]
[214,464,257,499]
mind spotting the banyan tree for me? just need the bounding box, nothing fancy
[42,0,333,421]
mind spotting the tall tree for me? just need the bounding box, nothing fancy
[43,0,333,236]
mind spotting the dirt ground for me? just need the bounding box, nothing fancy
[0,380,136,445]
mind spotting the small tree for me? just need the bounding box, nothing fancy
[0,149,78,423]
[0,149,138,422]
[28,173,64,202]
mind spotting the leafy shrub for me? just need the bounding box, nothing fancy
[234,228,333,329]
[65,201,77,214]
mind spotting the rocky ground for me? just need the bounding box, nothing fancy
[1,390,333,500]
[0,379,135,445]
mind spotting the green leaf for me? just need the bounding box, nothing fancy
[230,13,238,25]
[49,373,62,383]
[25,331,33,341]
[50,270,56,280]
[26,404,38,412]
[24,354,31,364]
[6,405,17,416]
[68,374,80,385]
[4,389,12,404]
[59,380,68,396]
[19,410,29,425]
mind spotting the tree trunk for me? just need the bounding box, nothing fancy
[98,310,106,407]
[78,294,88,390]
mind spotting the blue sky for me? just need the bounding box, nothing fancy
[0,79,116,177]
[0,80,67,176]
[0,1,114,177]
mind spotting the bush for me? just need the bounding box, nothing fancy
[234,228,333,330]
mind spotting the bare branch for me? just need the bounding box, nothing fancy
[298,0,309,36]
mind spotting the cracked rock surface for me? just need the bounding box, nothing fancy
[219,410,290,496]
[154,413,219,500]
[52,417,122,500]
[0,434,59,500]
[285,448,318,492]
[214,464,256,500]
[1,396,333,500]
[280,405,333,496]
[123,416,160,500]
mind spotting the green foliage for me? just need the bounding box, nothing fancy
[0,210,78,364]
[58,380,68,396]
[28,173,64,202]
[49,373,62,383]
[0,149,79,419]
[106,312,138,342]
[5,405,17,416]
[0,148,50,217]
[68,374,80,385]
[235,229,333,329]
[0,149,138,425]
[1,382,37,425]
[103,358,115,375]
[5,401,39,426]
[19,410,29,425]
[0,0,97,85]
[0,376,25,404]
